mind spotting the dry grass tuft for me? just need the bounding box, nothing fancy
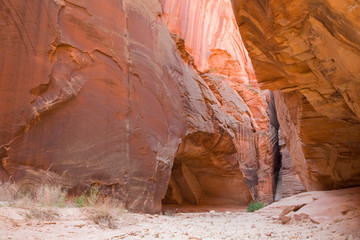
[35,185,67,207]
[13,193,33,208]
[89,207,117,229]
[87,197,125,229]
[12,184,67,208]
[98,196,125,210]
[0,182,19,202]
[22,208,59,221]
[0,182,127,228]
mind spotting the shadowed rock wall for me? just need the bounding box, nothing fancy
[232,0,360,190]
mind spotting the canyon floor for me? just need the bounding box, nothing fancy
[1,188,359,240]
[0,208,356,240]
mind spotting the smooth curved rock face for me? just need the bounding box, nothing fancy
[0,0,280,212]
[263,187,360,237]
[0,0,192,213]
[161,0,280,204]
[232,0,360,190]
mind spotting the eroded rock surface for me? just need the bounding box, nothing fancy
[232,0,360,190]
[261,187,360,237]
[0,0,282,212]
[1,0,196,213]
[275,130,305,201]
[161,0,281,204]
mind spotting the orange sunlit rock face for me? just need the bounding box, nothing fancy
[233,0,360,191]
[161,0,256,85]
[161,0,281,204]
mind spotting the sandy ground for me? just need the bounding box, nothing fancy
[0,206,357,240]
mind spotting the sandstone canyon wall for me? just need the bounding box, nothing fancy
[161,0,281,204]
[232,0,360,191]
[0,0,191,213]
[275,130,305,201]
[0,0,280,212]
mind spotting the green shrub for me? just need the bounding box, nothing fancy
[74,185,100,208]
[55,192,67,208]
[87,185,99,207]
[246,201,266,212]
[75,193,87,208]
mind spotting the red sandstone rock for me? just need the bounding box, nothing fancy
[0,0,189,213]
[275,130,305,201]
[232,0,360,191]
[161,0,281,204]
[262,187,360,237]
[0,0,280,213]
[161,0,256,84]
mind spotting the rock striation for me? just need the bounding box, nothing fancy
[0,0,192,213]
[232,0,360,191]
[0,0,280,212]
[161,0,281,204]
[275,130,305,201]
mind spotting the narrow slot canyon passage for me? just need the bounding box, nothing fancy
[162,132,253,212]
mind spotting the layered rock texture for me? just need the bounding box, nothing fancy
[275,130,305,201]
[1,0,188,213]
[161,0,280,205]
[233,0,360,190]
[0,0,280,212]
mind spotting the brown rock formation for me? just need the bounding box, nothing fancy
[0,0,281,213]
[232,0,360,190]
[161,0,281,204]
[0,0,192,213]
[275,130,305,201]
[262,187,360,237]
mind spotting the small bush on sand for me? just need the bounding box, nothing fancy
[13,192,33,208]
[0,182,19,202]
[247,201,266,212]
[89,207,117,229]
[87,185,99,207]
[23,208,59,221]
[74,185,100,208]
[75,193,87,208]
[163,209,176,217]
[35,185,67,207]
[87,196,124,229]
[7,184,68,208]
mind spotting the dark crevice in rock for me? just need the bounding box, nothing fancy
[171,34,199,73]
[268,92,282,200]
[0,146,10,181]
[274,129,306,201]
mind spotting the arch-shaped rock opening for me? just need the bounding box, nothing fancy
[162,132,253,212]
